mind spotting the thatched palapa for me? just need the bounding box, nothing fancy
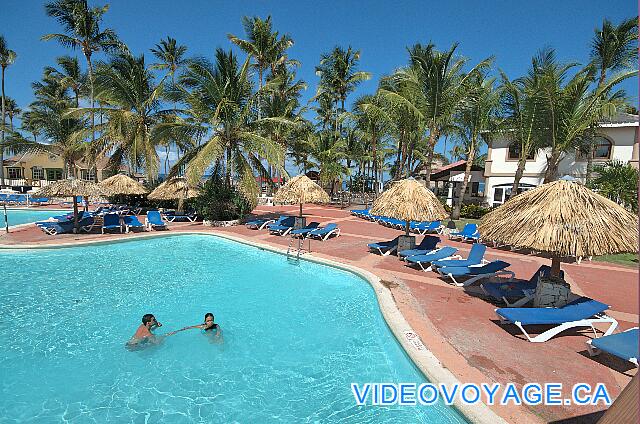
[147,177,200,200]
[370,178,449,235]
[273,175,330,216]
[99,174,148,195]
[479,179,638,275]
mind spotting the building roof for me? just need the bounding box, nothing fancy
[430,160,484,180]
[598,112,638,127]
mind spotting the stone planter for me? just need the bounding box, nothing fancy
[397,235,415,255]
[203,219,241,227]
[533,274,571,308]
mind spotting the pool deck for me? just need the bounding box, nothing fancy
[1,204,637,423]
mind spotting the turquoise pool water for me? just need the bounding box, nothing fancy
[0,235,467,423]
[1,208,71,227]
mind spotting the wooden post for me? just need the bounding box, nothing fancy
[72,196,79,234]
[3,203,8,232]
[551,256,562,277]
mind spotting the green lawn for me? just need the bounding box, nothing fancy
[593,253,639,268]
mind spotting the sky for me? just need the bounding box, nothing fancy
[2,0,638,173]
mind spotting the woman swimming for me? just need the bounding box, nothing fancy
[181,312,221,337]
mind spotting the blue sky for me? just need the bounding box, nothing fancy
[2,0,637,172]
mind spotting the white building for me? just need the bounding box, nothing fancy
[484,113,639,207]
[429,160,485,207]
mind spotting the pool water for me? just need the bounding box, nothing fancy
[1,208,70,227]
[0,235,467,423]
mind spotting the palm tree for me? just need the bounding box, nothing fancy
[42,0,125,178]
[0,35,17,186]
[450,74,500,219]
[583,17,638,182]
[3,97,21,131]
[46,56,86,107]
[228,16,294,119]
[150,36,188,173]
[379,43,491,186]
[161,49,288,204]
[535,49,633,182]
[588,160,638,212]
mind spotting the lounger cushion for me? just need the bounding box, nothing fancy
[590,329,639,362]
[440,260,511,277]
[497,297,609,325]
[405,246,458,264]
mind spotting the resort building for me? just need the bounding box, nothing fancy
[429,160,485,207]
[484,112,639,207]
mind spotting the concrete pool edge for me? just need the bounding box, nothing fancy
[0,231,507,424]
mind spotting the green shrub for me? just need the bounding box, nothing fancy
[192,175,252,221]
[460,204,491,219]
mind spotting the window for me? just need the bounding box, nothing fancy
[80,169,96,181]
[7,167,23,179]
[508,143,535,160]
[32,167,44,180]
[576,136,612,160]
[46,169,63,181]
[471,182,479,196]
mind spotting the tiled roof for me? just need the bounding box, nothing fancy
[599,112,638,125]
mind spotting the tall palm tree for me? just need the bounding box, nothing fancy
[45,55,86,107]
[450,74,500,219]
[160,49,288,205]
[42,0,125,178]
[379,43,491,186]
[0,35,17,186]
[584,17,638,182]
[353,93,390,194]
[3,97,21,131]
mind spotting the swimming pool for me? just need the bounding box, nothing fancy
[0,235,467,422]
[0,208,70,227]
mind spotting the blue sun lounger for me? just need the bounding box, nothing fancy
[36,220,75,235]
[123,215,145,233]
[102,213,122,234]
[268,216,296,236]
[307,223,340,241]
[437,260,514,287]
[449,223,479,242]
[481,265,563,307]
[431,243,487,269]
[405,246,460,271]
[245,215,281,230]
[368,236,400,256]
[398,235,441,259]
[145,210,168,230]
[587,327,639,367]
[411,220,442,235]
[290,222,320,238]
[495,297,618,343]
[164,212,197,222]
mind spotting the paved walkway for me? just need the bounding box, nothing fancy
[1,205,637,423]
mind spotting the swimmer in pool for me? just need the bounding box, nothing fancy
[127,313,176,347]
[181,313,221,338]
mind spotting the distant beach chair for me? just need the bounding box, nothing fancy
[245,215,281,230]
[431,243,487,269]
[436,260,514,287]
[290,222,321,238]
[587,327,639,367]
[449,223,479,242]
[29,197,49,205]
[368,236,400,256]
[495,297,618,343]
[481,265,563,307]
[405,246,461,271]
[123,215,145,233]
[398,235,441,259]
[101,213,122,234]
[307,223,340,241]
[268,216,296,236]
[411,220,442,235]
[145,210,168,231]
[164,212,198,222]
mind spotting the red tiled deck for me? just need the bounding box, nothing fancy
[1,205,637,423]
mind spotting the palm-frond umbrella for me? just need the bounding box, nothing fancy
[148,177,200,212]
[33,178,112,233]
[369,178,449,236]
[273,175,330,217]
[99,174,148,195]
[478,179,638,277]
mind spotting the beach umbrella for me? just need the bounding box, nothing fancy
[478,179,638,277]
[99,174,148,195]
[369,178,449,236]
[273,175,330,217]
[33,178,112,233]
[147,177,200,213]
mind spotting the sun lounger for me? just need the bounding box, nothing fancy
[102,213,122,234]
[36,221,75,235]
[398,235,441,259]
[587,327,639,366]
[405,246,461,271]
[449,223,479,241]
[411,220,442,235]
[164,213,198,222]
[245,216,281,230]
[268,216,296,236]
[123,215,145,233]
[431,243,487,269]
[29,197,49,205]
[368,236,400,256]
[290,222,321,238]
[481,265,563,307]
[307,223,341,241]
[145,210,168,230]
[437,260,514,287]
[495,297,618,343]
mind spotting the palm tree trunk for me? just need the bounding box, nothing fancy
[371,131,378,195]
[423,129,439,187]
[511,155,527,195]
[0,66,5,187]
[543,150,562,183]
[84,52,97,181]
[451,140,476,219]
